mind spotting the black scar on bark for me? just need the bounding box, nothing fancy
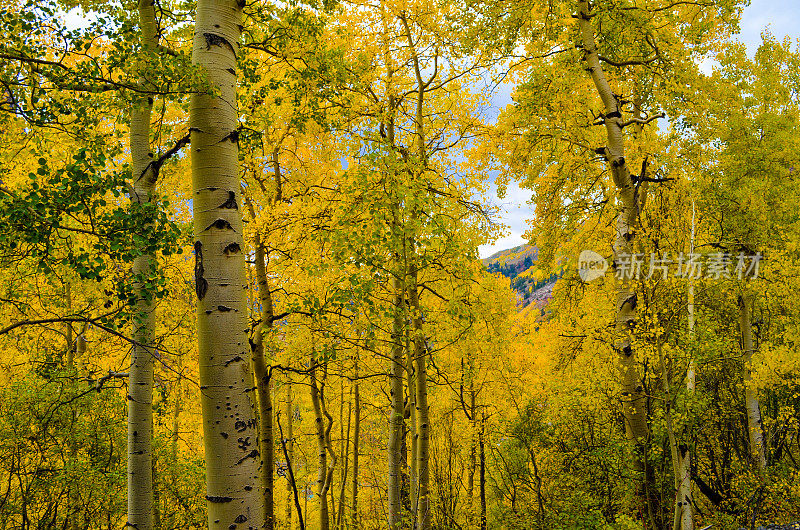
[203,32,235,54]
[218,305,232,312]
[235,419,247,432]
[623,293,637,310]
[612,156,626,168]
[234,515,248,523]
[224,355,243,366]
[205,495,233,503]
[622,345,633,357]
[236,449,259,465]
[220,129,239,144]
[194,241,208,300]
[606,110,622,119]
[220,191,238,210]
[205,219,233,231]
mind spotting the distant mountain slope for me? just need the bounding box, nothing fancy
[483,244,557,308]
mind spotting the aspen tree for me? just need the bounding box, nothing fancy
[576,0,660,523]
[189,0,264,525]
[350,350,361,529]
[739,293,767,470]
[126,1,160,527]
[245,191,276,529]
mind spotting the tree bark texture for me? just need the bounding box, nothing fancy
[190,0,265,524]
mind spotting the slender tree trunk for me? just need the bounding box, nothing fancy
[479,414,486,530]
[64,283,74,369]
[277,408,304,530]
[388,277,406,529]
[190,0,264,524]
[739,293,767,470]
[576,1,656,524]
[166,358,183,530]
[248,200,276,529]
[351,354,361,529]
[286,377,294,530]
[408,275,430,530]
[311,354,335,530]
[467,379,476,528]
[407,331,418,526]
[127,1,159,527]
[336,376,352,530]
[678,202,697,530]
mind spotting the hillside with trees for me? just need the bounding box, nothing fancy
[1,0,799,529]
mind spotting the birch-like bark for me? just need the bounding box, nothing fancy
[387,277,406,530]
[479,414,487,530]
[400,12,432,529]
[246,196,276,529]
[677,201,697,529]
[285,376,294,529]
[739,293,767,470]
[310,354,336,530]
[190,0,264,524]
[127,1,159,527]
[577,0,655,523]
[64,283,74,369]
[408,275,431,530]
[350,352,361,529]
[406,325,418,521]
[336,375,352,529]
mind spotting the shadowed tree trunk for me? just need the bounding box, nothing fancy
[739,293,767,470]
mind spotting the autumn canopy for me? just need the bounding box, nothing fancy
[1,0,799,528]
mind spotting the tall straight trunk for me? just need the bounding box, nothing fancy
[64,283,74,369]
[387,277,406,529]
[310,354,335,530]
[739,293,767,470]
[479,414,486,530]
[677,201,697,530]
[247,196,276,529]
[406,327,418,523]
[408,274,431,530]
[336,375,352,530]
[576,1,656,524]
[399,12,432,529]
[467,379,476,527]
[127,1,159,527]
[350,353,361,529]
[380,7,406,527]
[190,0,264,525]
[286,377,294,529]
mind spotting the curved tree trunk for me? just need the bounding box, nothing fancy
[190,0,264,525]
[310,354,335,530]
[576,0,657,524]
[286,376,294,529]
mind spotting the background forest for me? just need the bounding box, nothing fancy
[1,0,799,528]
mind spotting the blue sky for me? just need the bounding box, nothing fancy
[477,0,800,258]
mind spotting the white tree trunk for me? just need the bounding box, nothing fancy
[127,1,159,526]
[190,0,265,525]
